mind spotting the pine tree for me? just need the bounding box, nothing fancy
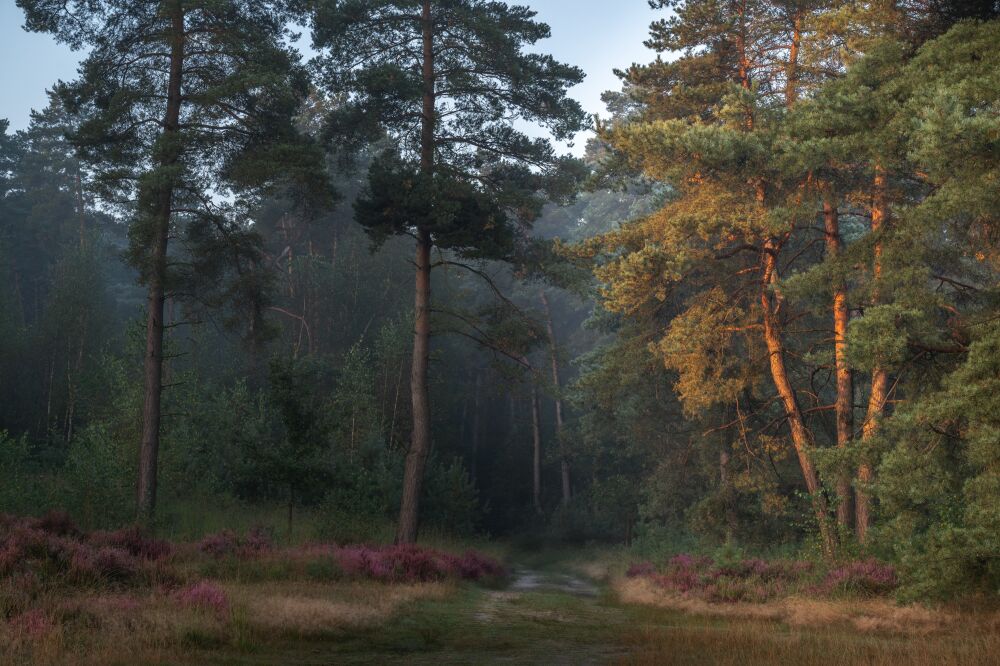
[590,0,847,555]
[310,0,587,543]
[18,0,333,522]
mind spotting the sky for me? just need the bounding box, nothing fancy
[0,1,658,153]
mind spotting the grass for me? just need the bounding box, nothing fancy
[5,577,998,665]
[4,563,998,665]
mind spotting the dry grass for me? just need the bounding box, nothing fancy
[226,580,454,637]
[0,579,456,665]
[614,576,987,634]
[615,577,1000,666]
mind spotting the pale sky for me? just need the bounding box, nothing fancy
[0,1,658,154]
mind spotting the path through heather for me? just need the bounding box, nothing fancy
[200,562,641,665]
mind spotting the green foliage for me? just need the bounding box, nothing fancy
[312,0,588,246]
[876,323,1000,599]
[0,432,37,515]
[60,423,136,528]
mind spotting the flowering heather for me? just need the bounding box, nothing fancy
[626,562,656,578]
[241,526,273,556]
[0,515,166,587]
[175,581,229,616]
[0,512,503,610]
[629,553,895,603]
[198,527,273,559]
[713,558,814,583]
[449,550,506,581]
[331,543,505,583]
[198,529,240,558]
[669,554,713,570]
[821,560,898,596]
[89,527,171,561]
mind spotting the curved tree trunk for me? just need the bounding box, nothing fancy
[138,1,185,523]
[761,237,837,557]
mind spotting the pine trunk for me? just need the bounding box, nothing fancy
[540,291,571,504]
[761,238,837,557]
[824,198,854,530]
[395,0,435,544]
[396,229,432,544]
[856,167,889,544]
[137,2,184,523]
[529,374,543,515]
[470,372,481,483]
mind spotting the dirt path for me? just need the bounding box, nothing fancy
[507,567,601,596]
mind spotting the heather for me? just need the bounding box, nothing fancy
[0,513,504,593]
[625,554,898,603]
[0,512,512,661]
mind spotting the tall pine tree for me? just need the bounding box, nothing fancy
[310,0,587,543]
[18,0,333,522]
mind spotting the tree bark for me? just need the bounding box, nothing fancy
[396,228,432,544]
[529,370,543,515]
[761,237,837,557]
[395,0,436,544]
[137,1,184,523]
[856,167,889,544]
[540,291,571,504]
[824,197,854,530]
[470,372,481,483]
[721,446,736,542]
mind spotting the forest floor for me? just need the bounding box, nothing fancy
[182,556,998,666]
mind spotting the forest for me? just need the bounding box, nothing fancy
[1,0,999,663]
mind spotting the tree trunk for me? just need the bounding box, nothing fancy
[540,291,571,504]
[64,312,88,444]
[721,446,736,542]
[470,372,481,483]
[396,229,432,544]
[529,371,543,515]
[395,0,436,545]
[785,11,801,107]
[761,238,837,557]
[824,197,854,530]
[137,2,184,523]
[856,167,889,544]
